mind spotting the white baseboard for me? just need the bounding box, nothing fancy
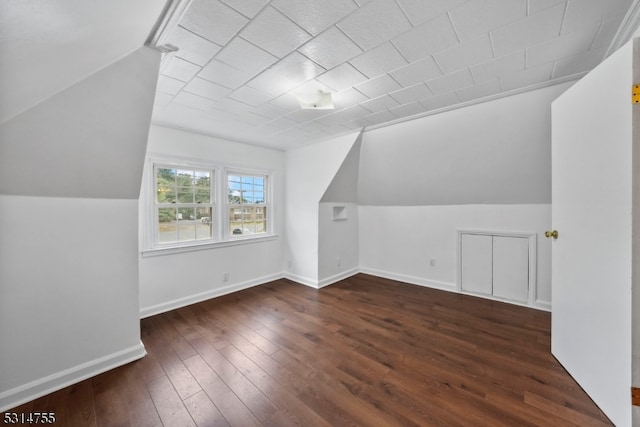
[317,268,360,288]
[359,267,457,292]
[0,342,146,413]
[140,272,284,318]
[282,272,318,288]
[535,299,552,312]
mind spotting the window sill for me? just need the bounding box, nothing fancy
[141,234,278,258]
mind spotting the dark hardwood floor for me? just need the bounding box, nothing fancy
[7,274,611,426]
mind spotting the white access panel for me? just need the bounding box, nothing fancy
[492,236,529,302]
[460,233,492,295]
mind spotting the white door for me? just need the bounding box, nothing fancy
[551,39,636,426]
[492,236,528,303]
[460,233,492,295]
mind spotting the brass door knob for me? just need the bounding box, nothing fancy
[545,230,559,239]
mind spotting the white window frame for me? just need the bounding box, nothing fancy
[224,169,271,240]
[141,156,276,257]
[153,162,216,247]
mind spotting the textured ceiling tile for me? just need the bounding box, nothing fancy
[265,115,298,130]
[528,0,566,14]
[247,68,298,97]
[427,68,475,95]
[355,74,402,98]
[250,102,288,119]
[184,77,232,101]
[162,57,201,82]
[317,63,368,92]
[500,62,553,91]
[491,3,566,57]
[153,93,174,109]
[591,14,627,49]
[337,0,412,50]
[389,83,433,104]
[220,0,269,18]
[455,78,501,101]
[390,57,442,87]
[471,51,525,82]
[198,60,252,89]
[271,0,358,35]
[396,0,468,26]
[333,88,371,109]
[526,24,599,68]
[180,0,249,45]
[291,79,335,101]
[215,37,278,76]
[299,27,363,70]
[420,91,460,110]
[450,0,527,42]
[349,42,408,78]
[228,85,272,106]
[157,75,186,95]
[214,97,253,114]
[340,105,374,121]
[284,109,331,124]
[270,92,302,111]
[561,0,632,35]
[173,91,217,110]
[389,101,427,118]
[434,35,494,74]
[552,46,606,78]
[268,51,326,85]
[240,6,311,57]
[392,14,460,62]
[168,26,221,66]
[361,95,401,113]
[365,109,397,125]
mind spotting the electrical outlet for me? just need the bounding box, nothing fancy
[223,272,229,282]
[429,258,436,267]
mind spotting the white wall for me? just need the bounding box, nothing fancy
[284,132,361,286]
[0,197,143,409]
[318,203,360,286]
[358,83,572,206]
[359,204,551,309]
[139,126,286,317]
[356,84,568,310]
[0,47,159,411]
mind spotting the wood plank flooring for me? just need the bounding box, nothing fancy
[7,274,612,426]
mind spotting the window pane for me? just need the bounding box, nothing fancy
[195,171,210,187]
[157,185,176,203]
[177,187,194,203]
[196,207,212,240]
[177,208,195,242]
[157,168,176,185]
[177,169,194,187]
[158,208,177,243]
[195,189,210,203]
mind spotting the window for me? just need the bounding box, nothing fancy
[227,173,268,237]
[146,159,274,253]
[155,166,214,245]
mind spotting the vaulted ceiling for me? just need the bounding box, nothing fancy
[1,1,636,151]
[151,0,634,149]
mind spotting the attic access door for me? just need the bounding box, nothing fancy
[550,39,637,426]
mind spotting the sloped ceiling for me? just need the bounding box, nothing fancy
[1,1,636,151]
[151,0,635,150]
[0,0,166,124]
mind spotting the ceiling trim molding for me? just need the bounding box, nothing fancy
[606,0,640,58]
[362,74,585,135]
[145,0,193,50]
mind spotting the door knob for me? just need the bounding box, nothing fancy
[545,230,559,239]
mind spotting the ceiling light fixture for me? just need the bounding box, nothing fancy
[296,90,335,110]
